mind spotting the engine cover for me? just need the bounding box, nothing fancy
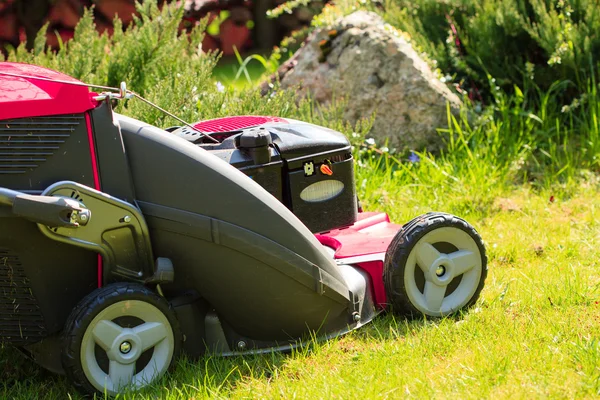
[172,118,358,233]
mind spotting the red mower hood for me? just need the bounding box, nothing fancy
[0,62,99,120]
[192,115,289,132]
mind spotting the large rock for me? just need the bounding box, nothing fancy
[272,11,462,151]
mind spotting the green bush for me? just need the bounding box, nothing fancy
[305,0,600,176]
[307,0,600,104]
[1,0,371,141]
[377,0,600,105]
[4,1,219,126]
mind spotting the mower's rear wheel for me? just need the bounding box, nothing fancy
[61,283,181,396]
[383,212,487,318]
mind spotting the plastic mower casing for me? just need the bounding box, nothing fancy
[0,62,488,396]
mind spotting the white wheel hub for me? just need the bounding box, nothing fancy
[404,227,483,316]
[80,300,174,394]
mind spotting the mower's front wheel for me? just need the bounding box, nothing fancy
[61,283,181,396]
[383,212,487,318]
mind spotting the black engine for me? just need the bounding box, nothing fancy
[171,120,358,233]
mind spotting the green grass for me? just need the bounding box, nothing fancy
[2,178,600,399]
[212,54,269,91]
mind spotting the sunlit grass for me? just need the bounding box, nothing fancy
[2,176,600,399]
[212,53,269,91]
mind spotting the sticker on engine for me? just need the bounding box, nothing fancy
[303,161,315,177]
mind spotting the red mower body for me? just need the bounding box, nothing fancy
[0,62,99,120]
[317,212,402,307]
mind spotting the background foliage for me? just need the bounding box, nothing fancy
[365,0,600,105]
[2,1,371,142]
[2,0,599,201]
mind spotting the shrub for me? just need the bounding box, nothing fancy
[303,0,599,106]
[304,0,600,175]
[1,1,370,138]
[372,0,600,106]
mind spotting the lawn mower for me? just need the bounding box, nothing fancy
[0,61,488,396]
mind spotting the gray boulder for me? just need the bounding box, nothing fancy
[273,11,462,151]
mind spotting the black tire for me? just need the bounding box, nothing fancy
[61,282,182,396]
[383,212,488,318]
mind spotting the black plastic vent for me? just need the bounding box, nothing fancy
[328,152,351,163]
[0,248,47,344]
[0,114,83,175]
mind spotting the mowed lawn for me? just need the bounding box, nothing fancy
[1,178,599,399]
